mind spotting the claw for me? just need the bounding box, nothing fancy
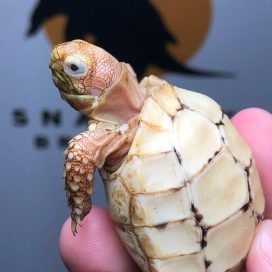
[71,219,78,235]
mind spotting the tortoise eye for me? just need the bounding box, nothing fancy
[70,64,79,71]
[64,55,88,78]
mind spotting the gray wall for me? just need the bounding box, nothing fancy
[1,0,271,271]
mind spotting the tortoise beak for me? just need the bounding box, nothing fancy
[60,91,98,117]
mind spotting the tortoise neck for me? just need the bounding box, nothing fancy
[90,63,146,125]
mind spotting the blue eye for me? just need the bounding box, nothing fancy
[64,55,88,78]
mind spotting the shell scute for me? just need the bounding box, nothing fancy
[172,109,222,178]
[104,176,131,224]
[175,87,223,124]
[150,253,206,272]
[121,152,186,194]
[130,187,191,227]
[149,78,180,116]
[204,208,256,272]
[140,97,172,130]
[128,123,172,156]
[190,149,249,226]
[249,162,265,216]
[219,115,251,167]
[116,224,149,271]
[135,219,201,258]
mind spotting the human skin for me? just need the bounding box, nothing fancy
[59,108,272,272]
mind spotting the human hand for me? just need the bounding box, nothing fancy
[59,108,272,272]
[232,109,272,272]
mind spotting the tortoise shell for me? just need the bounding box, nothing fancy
[101,76,265,272]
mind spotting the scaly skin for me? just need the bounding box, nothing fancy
[49,40,145,234]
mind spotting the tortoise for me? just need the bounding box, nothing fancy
[49,39,265,272]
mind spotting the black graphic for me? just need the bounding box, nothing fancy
[12,108,87,149]
[28,0,230,78]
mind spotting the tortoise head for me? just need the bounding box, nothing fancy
[49,39,145,124]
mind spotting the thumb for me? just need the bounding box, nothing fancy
[247,220,272,271]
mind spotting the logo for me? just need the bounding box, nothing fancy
[27,0,224,77]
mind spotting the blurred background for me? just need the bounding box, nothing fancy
[1,0,271,271]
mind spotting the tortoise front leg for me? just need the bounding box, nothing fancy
[63,122,137,234]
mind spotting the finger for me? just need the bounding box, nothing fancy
[246,220,272,271]
[231,108,272,218]
[59,207,140,272]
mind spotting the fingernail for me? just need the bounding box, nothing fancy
[260,221,272,265]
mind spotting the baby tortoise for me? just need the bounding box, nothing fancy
[49,40,264,272]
